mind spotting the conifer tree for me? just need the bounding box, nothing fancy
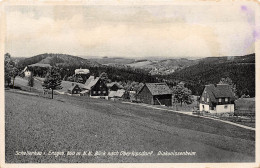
[42,67,62,99]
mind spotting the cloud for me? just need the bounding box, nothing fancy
[5,5,255,58]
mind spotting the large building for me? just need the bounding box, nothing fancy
[199,84,235,114]
[136,83,172,106]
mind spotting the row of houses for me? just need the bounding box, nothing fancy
[67,76,126,99]
[67,75,255,115]
[22,66,254,115]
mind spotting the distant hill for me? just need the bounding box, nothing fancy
[88,57,136,65]
[87,57,198,75]
[18,53,100,68]
[127,58,198,75]
[165,53,255,97]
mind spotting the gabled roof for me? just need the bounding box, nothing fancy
[84,77,100,90]
[106,82,123,89]
[204,84,235,102]
[85,76,95,86]
[115,89,125,97]
[68,84,81,91]
[143,83,172,96]
[108,89,125,98]
[108,91,117,97]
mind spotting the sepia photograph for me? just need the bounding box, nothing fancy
[1,0,259,166]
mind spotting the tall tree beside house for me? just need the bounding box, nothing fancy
[219,77,237,98]
[172,83,193,106]
[27,72,34,91]
[4,53,19,88]
[42,67,62,99]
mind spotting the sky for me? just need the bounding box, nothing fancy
[4,2,258,58]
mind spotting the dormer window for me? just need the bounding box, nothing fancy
[207,98,209,102]
[202,97,204,101]
[219,98,221,103]
[225,98,228,102]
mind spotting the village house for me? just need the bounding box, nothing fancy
[107,82,124,91]
[107,82,126,99]
[199,84,235,114]
[108,89,126,99]
[136,83,172,106]
[21,66,32,77]
[75,68,90,83]
[68,83,82,95]
[75,68,90,75]
[83,75,108,98]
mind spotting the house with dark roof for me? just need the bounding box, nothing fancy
[83,76,108,98]
[136,83,172,106]
[107,82,124,91]
[68,83,82,95]
[199,84,235,113]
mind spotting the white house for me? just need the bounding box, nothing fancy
[75,68,90,75]
[22,66,32,77]
[199,84,235,114]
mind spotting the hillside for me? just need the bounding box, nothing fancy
[128,58,198,75]
[165,53,255,97]
[18,53,100,68]
[5,91,255,162]
[87,57,198,75]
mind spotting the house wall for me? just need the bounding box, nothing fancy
[137,85,153,104]
[68,85,82,94]
[153,94,172,106]
[90,80,108,97]
[216,104,234,113]
[199,103,210,112]
[25,71,31,77]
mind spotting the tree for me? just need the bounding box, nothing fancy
[42,67,62,99]
[172,83,193,106]
[27,72,34,91]
[4,53,19,88]
[99,72,110,84]
[75,75,84,83]
[219,77,237,98]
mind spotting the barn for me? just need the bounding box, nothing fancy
[136,83,172,106]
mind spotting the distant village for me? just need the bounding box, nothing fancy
[20,64,255,118]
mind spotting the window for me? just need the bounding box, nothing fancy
[225,98,228,102]
[219,98,221,103]
[98,91,101,94]
[202,97,204,101]
[207,98,209,102]
[93,91,96,94]
[103,91,106,94]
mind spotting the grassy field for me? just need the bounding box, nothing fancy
[5,90,255,163]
